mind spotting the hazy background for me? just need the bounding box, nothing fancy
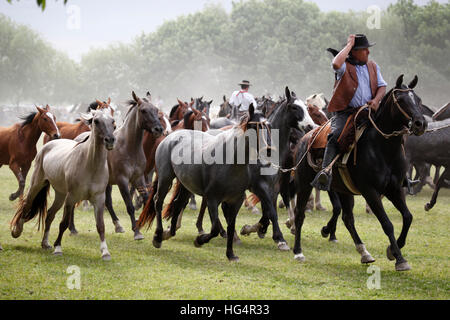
[0,0,448,123]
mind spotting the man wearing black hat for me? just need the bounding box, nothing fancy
[229,80,258,118]
[312,34,388,191]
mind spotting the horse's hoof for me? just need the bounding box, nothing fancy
[294,253,306,262]
[162,230,172,241]
[41,243,52,250]
[321,227,329,238]
[188,203,197,211]
[53,247,63,256]
[114,222,125,233]
[251,207,260,215]
[240,225,250,236]
[152,239,162,249]
[11,228,22,239]
[102,254,112,261]
[233,238,241,245]
[134,232,145,241]
[9,194,18,201]
[198,230,206,236]
[257,230,266,239]
[285,219,292,229]
[424,203,432,212]
[228,255,239,262]
[220,231,228,239]
[395,261,411,271]
[305,209,312,214]
[194,238,202,248]
[316,205,327,211]
[361,254,376,264]
[277,242,290,251]
[70,230,79,236]
[386,245,395,261]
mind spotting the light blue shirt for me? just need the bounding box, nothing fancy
[334,62,387,108]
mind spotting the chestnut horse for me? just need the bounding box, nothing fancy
[0,105,60,201]
[43,98,114,144]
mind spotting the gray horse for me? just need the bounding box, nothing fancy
[138,104,271,261]
[11,110,116,260]
[103,91,164,240]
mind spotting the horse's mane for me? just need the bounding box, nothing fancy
[374,87,395,122]
[169,104,180,118]
[183,109,194,125]
[87,101,101,112]
[124,100,139,119]
[19,112,37,128]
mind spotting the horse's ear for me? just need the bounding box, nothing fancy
[223,95,226,102]
[285,87,291,101]
[291,91,297,99]
[107,97,111,105]
[396,75,404,88]
[146,92,151,100]
[96,99,103,108]
[132,91,142,104]
[177,98,184,107]
[35,105,45,114]
[208,100,213,105]
[408,75,418,89]
[80,112,93,124]
[45,104,50,111]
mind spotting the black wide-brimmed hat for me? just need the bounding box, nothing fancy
[238,80,252,87]
[345,34,376,50]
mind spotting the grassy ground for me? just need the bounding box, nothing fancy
[0,165,448,300]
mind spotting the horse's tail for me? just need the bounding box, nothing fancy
[162,179,182,221]
[136,176,158,230]
[10,182,50,237]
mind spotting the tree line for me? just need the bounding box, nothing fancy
[0,0,448,110]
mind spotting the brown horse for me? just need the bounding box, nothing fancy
[169,99,195,122]
[0,105,60,201]
[43,98,114,144]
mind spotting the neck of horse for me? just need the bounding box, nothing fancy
[87,129,107,166]
[123,108,144,152]
[21,117,43,147]
[371,98,406,149]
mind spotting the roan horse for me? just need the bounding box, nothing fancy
[10,109,116,260]
[102,92,164,240]
[137,104,272,261]
[292,75,427,271]
[0,105,60,201]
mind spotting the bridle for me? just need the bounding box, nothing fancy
[367,88,415,139]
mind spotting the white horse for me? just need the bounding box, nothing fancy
[11,110,116,260]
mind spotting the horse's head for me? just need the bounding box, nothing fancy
[158,111,172,136]
[285,88,317,133]
[131,91,164,137]
[36,105,60,140]
[384,75,427,136]
[241,104,273,157]
[81,110,116,150]
[183,106,210,132]
[219,95,232,117]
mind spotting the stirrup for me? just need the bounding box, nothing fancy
[311,170,332,191]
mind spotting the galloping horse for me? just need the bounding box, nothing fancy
[137,104,272,261]
[11,109,116,260]
[292,75,427,271]
[102,92,164,240]
[43,99,114,144]
[0,105,60,201]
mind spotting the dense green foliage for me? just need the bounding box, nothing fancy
[1,0,449,109]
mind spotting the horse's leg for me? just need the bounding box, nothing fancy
[363,189,410,271]
[222,200,243,262]
[338,193,375,264]
[320,191,341,243]
[68,209,78,236]
[293,184,313,263]
[315,188,326,211]
[91,193,111,260]
[188,193,197,210]
[194,198,221,247]
[117,178,143,240]
[152,176,173,248]
[104,184,125,233]
[8,161,26,201]
[196,197,208,235]
[384,187,413,253]
[53,195,76,256]
[42,191,66,249]
[425,167,449,211]
[162,184,191,241]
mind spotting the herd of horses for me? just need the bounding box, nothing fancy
[1,75,449,272]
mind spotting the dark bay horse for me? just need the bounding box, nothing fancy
[292,75,427,271]
[137,104,272,261]
[0,105,60,201]
[11,110,116,260]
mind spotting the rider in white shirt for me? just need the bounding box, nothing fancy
[229,80,257,115]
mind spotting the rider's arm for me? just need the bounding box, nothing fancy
[332,34,355,70]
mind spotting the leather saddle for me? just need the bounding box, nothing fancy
[302,106,369,195]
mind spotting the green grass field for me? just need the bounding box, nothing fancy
[0,164,448,300]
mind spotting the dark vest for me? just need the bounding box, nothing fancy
[328,60,379,113]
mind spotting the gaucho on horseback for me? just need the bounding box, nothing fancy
[312,34,387,191]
